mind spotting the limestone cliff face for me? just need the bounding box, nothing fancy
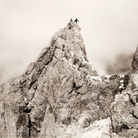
[0,21,138,138]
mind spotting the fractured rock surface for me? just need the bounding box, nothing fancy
[0,21,138,138]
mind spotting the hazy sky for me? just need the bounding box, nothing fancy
[0,0,138,84]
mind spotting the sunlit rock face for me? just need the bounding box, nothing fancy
[0,21,138,138]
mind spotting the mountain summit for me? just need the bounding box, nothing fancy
[0,21,138,138]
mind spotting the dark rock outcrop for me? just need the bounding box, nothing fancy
[111,47,138,138]
[0,21,138,138]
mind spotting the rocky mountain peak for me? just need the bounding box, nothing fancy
[25,20,98,83]
[0,21,138,138]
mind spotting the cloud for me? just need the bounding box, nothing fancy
[105,53,133,75]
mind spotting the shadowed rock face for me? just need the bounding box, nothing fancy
[0,21,138,138]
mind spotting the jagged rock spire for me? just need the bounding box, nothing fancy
[35,20,98,76]
[0,21,99,138]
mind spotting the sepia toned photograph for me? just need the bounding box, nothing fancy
[0,0,138,137]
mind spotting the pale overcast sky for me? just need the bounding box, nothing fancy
[0,0,138,84]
